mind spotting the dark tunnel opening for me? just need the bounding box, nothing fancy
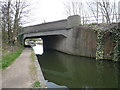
[24,35,66,52]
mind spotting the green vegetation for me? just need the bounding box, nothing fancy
[26,38,42,42]
[31,51,35,61]
[88,23,98,26]
[30,51,41,88]
[0,46,2,69]
[17,34,24,45]
[33,81,41,87]
[96,29,104,60]
[2,48,23,69]
[110,27,120,62]
[0,57,2,70]
[29,51,37,81]
[95,26,120,62]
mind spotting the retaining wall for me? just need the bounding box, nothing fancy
[43,25,115,60]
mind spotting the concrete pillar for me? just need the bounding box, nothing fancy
[66,15,81,29]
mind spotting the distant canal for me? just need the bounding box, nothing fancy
[33,44,119,88]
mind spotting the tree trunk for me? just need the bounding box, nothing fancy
[7,0,12,44]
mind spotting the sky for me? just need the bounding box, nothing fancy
[21,0,120,26]
[23,0,66,26]
[23,0,94,26]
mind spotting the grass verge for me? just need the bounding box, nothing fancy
[2,49,23,69]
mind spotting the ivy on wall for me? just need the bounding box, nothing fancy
[94,25,120,62]
[96,29,104,60]
[110,26,120,62]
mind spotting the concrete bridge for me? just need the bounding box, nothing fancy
[23,15,81,39]
[20,14,119,61]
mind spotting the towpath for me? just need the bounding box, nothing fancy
[2,48,34,88]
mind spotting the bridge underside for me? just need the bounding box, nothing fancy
[24,33,67,51]
[23,29,68,50]
[23,29,68,39]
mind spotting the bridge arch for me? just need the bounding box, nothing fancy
[23,34,66,50]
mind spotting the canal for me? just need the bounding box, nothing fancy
[33,44,119,88]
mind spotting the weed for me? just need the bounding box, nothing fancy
[33,81,41,87]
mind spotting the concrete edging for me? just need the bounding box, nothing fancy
[34,53,47,88]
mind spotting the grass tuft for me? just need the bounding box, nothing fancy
[33,81,41,87]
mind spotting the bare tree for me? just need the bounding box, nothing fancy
[64,0,85,24]
[88,0,118,24]
[87,2,99,23]
[99,0,111,23]
[1,5,7,42]
[12,0,30,44]
[1,0,30,45]
[1,0,13,44]
[6,0,12,43]
[64,0,83,16]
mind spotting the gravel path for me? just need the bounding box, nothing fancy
[2,48,33,88]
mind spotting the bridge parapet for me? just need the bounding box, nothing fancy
[23,19,67,34]
[23,15,81,34]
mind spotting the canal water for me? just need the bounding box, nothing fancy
[33,44,119,88]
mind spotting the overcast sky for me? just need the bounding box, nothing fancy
[23,0,93,26]
[23,0,120,26]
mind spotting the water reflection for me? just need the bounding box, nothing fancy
[32,44,43,55]
[35,45,118,88]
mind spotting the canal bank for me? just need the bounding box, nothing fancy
[2,48,46,88]
[33,50,47,88]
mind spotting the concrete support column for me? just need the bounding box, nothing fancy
[66,15,81,29]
